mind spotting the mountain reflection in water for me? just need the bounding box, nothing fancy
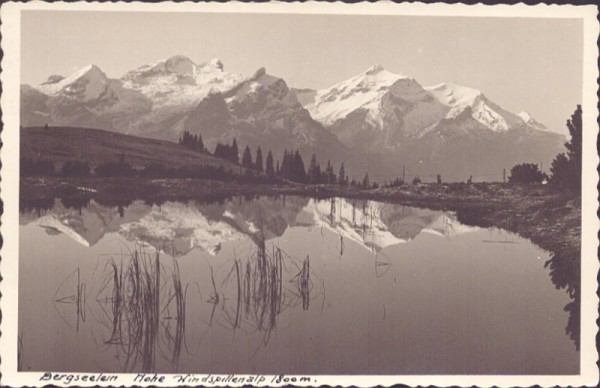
[20,196,478,256]
[19,196,579,374]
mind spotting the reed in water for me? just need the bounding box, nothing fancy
[99,247,184,372]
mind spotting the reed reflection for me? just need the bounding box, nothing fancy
[19,194,580,374]
[52,224,322,372]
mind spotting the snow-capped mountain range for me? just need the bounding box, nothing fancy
[297,65,554,148]
[21,55,565,181]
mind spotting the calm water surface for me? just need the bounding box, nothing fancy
[19,196,579,374]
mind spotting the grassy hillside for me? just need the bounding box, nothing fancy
[21,126,253,175]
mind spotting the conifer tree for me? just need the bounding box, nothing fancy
[231,138,239,164]
[214,143,223,158]
[292,150,307,183]
[255,146,264,172]
[509,163,546,184]
[242,145,253,168]
[566,105,582,170]
[197,133,204,152]
[280,149,290,178]
[325,160,336,184]
[317,163,323,183]
[308,154,321,183]
[338,163,346,185]
[265,150,275,176]
[549,105,582,192]
[550,153,570,187]
[362,172,370,189]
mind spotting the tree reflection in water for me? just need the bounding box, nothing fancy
[544,249,580,350]
[32,194,580,374]
[457,206,580,351]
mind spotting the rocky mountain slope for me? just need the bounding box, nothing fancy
[297,65,565,181]
[22,56,566,181]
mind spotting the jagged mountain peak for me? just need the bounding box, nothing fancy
[41,74,65,85]
[207,58,224,71]
[74,64,106,78]
[247,67,281,85]
[124,55,225,80]
[37,64,109,102]
[165,54,193,63]
[117,56,244,126]
[123,55,196,79]
[303,65,414,126]
[22,58,565,182]
[364,63,385,74]
[121,55,238,86]
[424,81,524,133]
[43,64,107,87]
[255,67,266,76]
[163,55,196,74]
[361,63,404,78]
[355,65,407,86]
[223,67,290,102]
[517,111,533,122]
[518,111,548,131]
[251,68,281,87]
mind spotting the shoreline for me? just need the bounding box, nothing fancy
[20,177,580,265]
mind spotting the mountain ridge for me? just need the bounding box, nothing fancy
[21,57,566,181]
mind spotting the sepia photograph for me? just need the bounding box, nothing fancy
[1,2,598,387]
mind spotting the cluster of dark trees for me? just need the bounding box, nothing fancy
[241,145,267,173]
[179,131,206,153]
[22,147,384,189]
[278,149,307,183]
[508,163,547,184]
[236,143,384,189]
[180,132,240,164]
[213,139,239,164]
[235,143,355,185]
[177,132,383,187]
[306,155,347,185]
[509,105,581,193]
[383,178,404,188]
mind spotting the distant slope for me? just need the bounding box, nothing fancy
[20,126,252,174]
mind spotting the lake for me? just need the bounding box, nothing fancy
[18,195,579,375]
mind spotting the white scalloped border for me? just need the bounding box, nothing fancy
[0,2,598,387]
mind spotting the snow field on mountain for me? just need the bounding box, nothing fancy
[306,66,409,126]
[39,65,109,102]
[26,56,547,139]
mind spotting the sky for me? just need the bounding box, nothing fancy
[21,11,583,134]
